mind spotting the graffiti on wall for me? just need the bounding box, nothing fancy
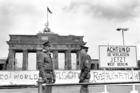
[0,70,139,85]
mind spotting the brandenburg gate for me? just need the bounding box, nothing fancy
[6,31,86,70]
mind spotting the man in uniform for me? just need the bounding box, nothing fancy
[79,45,91,93]
[37,41,55,93]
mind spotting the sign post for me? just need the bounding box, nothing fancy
[131,68,138,93]
[102,68,109,93]
[99,45,137,93]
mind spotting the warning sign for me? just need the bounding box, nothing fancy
[99,45,137,68]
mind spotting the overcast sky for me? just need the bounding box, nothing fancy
[0,0,140,60]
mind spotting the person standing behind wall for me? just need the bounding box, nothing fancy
[79,45,91,93]
[37,41,55,93]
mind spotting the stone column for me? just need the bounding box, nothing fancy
[53,51,58,69]
[65,50,71,70]
[22,49,28,70]
[7,49,15,70]
[95,63,98,70]
[76,51,80,70]
[36,50,42,70]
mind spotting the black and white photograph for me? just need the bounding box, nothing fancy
[0,0,140,93]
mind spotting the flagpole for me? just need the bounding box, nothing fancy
[46,7,49,27]
[44,7,52,32]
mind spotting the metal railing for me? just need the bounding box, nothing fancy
[37,77,140,93]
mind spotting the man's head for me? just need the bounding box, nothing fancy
[80,45,88,54]
[42,41,51,51]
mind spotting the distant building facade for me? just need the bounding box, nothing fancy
[0,58,7,70]
[91,59,140,70]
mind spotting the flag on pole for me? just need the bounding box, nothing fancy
[47,7,52,14]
